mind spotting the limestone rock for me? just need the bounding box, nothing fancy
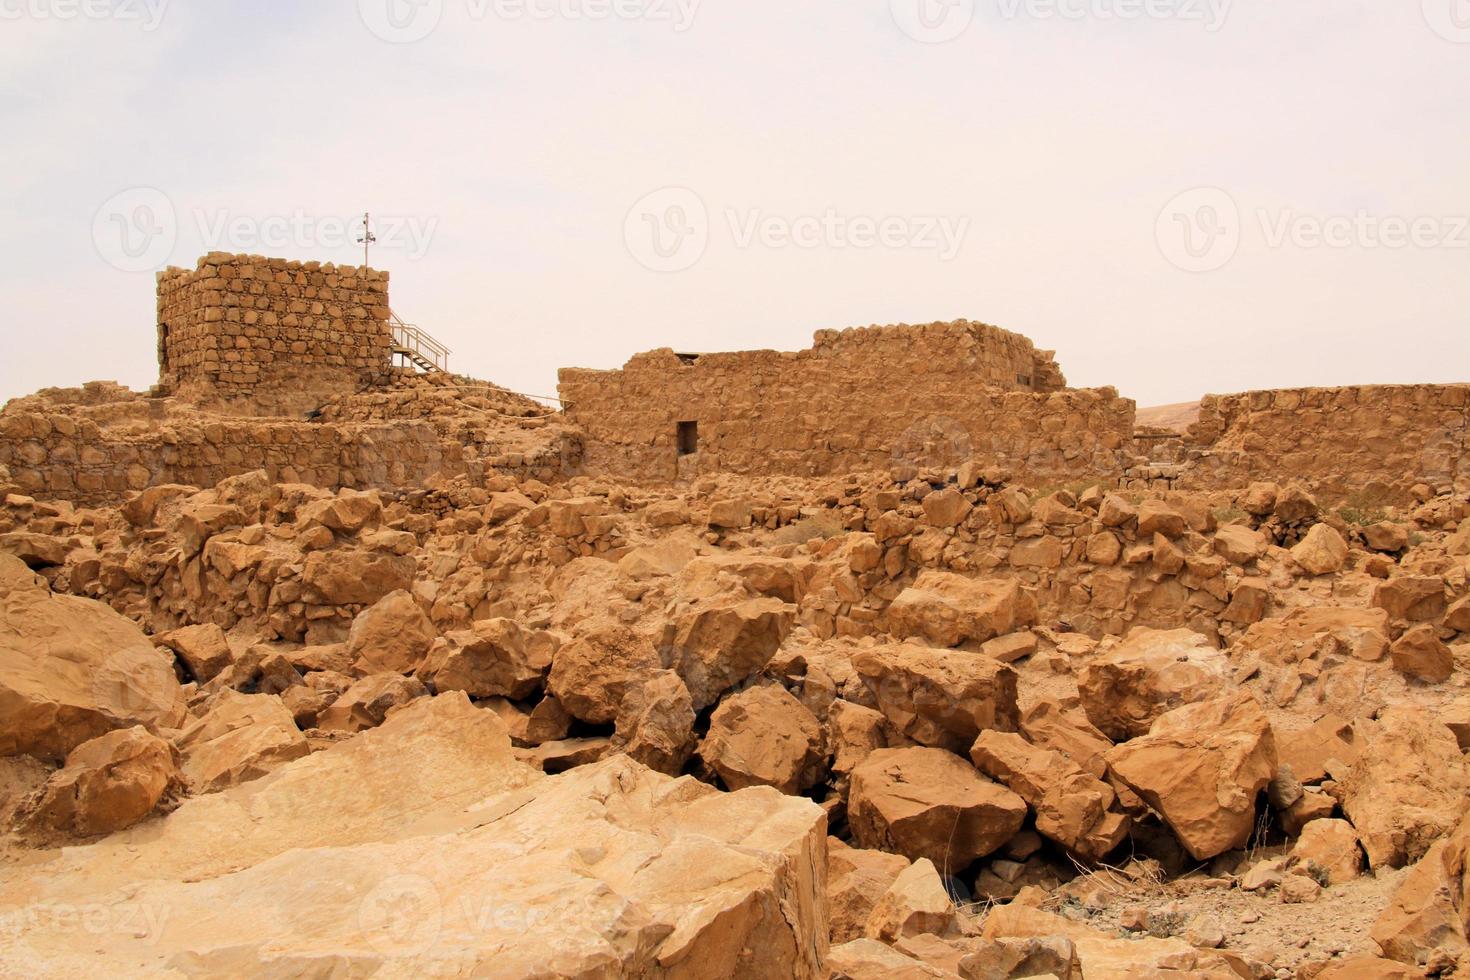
[1286,818,1363,886]
[1077,627,1229,741]
[1,747,829,978]
[345,589,437,675]
[1371,836,1469,967]
[849,746,1026,868]
[1372,576,1446,623]
[1136,500,1187,539]
[1233,607,1389,666]
[851,644,1019,754]
[660,596,794,709]
[1292,523,1350,575]
[885,571,1037,649]
[1106,691,1277,861]
[419,618,545,700]
[547,622,663,724]
[610,670,697,776]
[1341,707,1470,868]
[1390,624,1453,682]
[700,684,825,794]
[1213,524,1267,565]
[864,858,961,943]
[176,690,309,793]
[20,727,183,837]
[1018,698,1113,779]
[970,730,1129,860]
[0,553,187,761]
[300,548,415,606]
[828,838,911,944]
[154,623,235,684]
[828,939,955,979]
[314,673,429,733]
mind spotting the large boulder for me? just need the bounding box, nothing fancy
[1341,707,1470,869]
[1372,576,1447,623]
[1291,523,1350,575]
[827,838,911,945]
[699,684,825,794]
[1077,628,1230,741]
[176,691,309,793]
[848,746,1025,869]
[970,730,1129,861]
[0,715,829,978]
[1106,691,1277,861]
[418,619,546,700]
[885,571,1036,648]
[1371,824,1470,967]
[863,858,961,943]
[851,644,1019,754]
[1018,698,1113,779]
[345,590,436,675]
[153,623,235,684]
[300,549,415,606]
[19,726,183,837]
[314,673,429,734]
[547,623,663,724]
[660,596,794,709]
[609,670,697,776]
[0,554,187,761]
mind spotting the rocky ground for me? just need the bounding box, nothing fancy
[2,415,1470,977]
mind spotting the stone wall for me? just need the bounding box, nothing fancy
[157,253,393,416]
[557,321,1126,484]
[1176,385,1470,502]
[0,407,458,506]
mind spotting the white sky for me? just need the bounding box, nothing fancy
[2,1,1468,409]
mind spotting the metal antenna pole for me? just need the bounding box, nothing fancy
[357,211,377,268]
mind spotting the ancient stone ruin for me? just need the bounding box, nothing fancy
[3,251,1470,977]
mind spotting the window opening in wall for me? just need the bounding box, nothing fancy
[1017,374,1032,387]
[677,421,699,457]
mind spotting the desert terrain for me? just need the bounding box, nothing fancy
[2,255,1468,979]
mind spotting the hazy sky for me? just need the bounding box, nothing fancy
[3,1,1467,409]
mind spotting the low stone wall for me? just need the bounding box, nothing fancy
[0,410,457,505]
[1178,385,1470,501]
[558,322,1127,484]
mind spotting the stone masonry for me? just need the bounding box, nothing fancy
[156,252,393,416]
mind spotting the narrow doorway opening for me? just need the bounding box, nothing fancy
[677,420,699,457]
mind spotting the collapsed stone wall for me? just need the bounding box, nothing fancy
[157,253,392,417]
[1176,385,1470,502]
[558,321,1123,484]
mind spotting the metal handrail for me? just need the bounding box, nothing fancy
[389,309,452,372]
